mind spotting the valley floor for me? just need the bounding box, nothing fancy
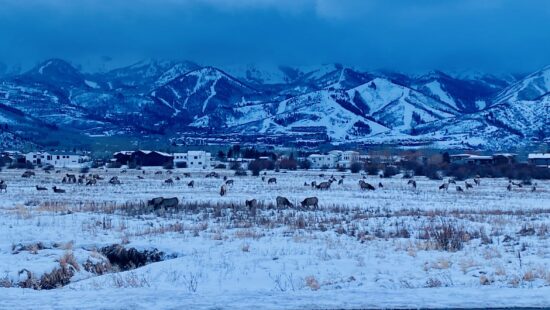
[0,168,549,309]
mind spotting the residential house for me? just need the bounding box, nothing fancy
[131,150,173,167]
[528,153,550,167]
[173,150,211,169]
[26,151,89,167]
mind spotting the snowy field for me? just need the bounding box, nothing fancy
[1,167,550,309]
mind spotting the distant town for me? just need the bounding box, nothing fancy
[1,149,549,178]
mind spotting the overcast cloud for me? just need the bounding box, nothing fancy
[0,0,549,73]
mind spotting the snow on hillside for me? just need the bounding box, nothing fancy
[493,65,550,104]
[350,78,458,131]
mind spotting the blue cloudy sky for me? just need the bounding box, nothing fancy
[0,0,549,73]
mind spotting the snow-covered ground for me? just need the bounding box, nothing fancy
[0,167,549,309]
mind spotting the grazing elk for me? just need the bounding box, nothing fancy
[267,177,277,184]
[155,171,163,175]
[338,179,344,185]
[52,186,65,193]
[311,181,317,188]
[65,174,77,183]
[206,172,219,178]
[316,181,331,190]
[21,171,35,178]
[184,173,191,178]
[187,180,194,188]
[301,197,319,210]
[147,197,179,211]
[407,179,417,189]
[245,199,258,209]
[378,182,383,188]
[36,185,47,191]
[448,178,456,185]
[465,181,473,189]
[359,180,375,191]
[304,182,309,186]
[276,196,293,209]
[439,183,449,191]
[174,176,180,181]
[473,178,481,186]
[0,181,7,193]
[456,186,464,192]
[511,181,523,188]
[137,176,144,179]
[86,178,97,186]
[223,176,228,181]
[225,179,234,186]
[164,178,174,186]
[220,185,227,196]
[507,183,512,191]
[109,176,121,185]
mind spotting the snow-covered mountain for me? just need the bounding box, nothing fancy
[0,58,546,150]
[492,65,550,105]
[409,71,512,112]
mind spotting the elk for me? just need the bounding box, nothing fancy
[187,180,194,188]
[174,176,181,181]
[301,197,319,210]
[407,179,417,189]
[267,177,277,184]
[245,199,257,209]
[155,171,163,175]
[86,178,97,186]
[439,183,449,191]
[448,178,456,185]
[184,173,191,178]
[0,181,7,193]
[21,171,35,178]
[164,178,174,186]
[225,179,234,186]
[137,176,144,179]
[532,183,537,192]
[220,185,227,196]
[473,178,481,186]
[456,186,464,192]
[276,196,293,209]
[311,181,317,188]
[507,183,512,191]
[378,182,384,188]
[147,197,179,211]
[338,179,344,185]
[465,181,473,189]
[52,186,65,193]
[316,181,331,190]
[109,176,121,185]
[36,185,47,191]
[359,180,375,191]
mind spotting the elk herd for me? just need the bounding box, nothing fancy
[0,168,544,218]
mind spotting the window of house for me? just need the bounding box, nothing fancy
[194,156,198,159]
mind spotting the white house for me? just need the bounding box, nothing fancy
[528,153,550,167]
[308,150,361,169]
[26,151,89,168]
[308,153,339,169]
[173,150,211,169]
